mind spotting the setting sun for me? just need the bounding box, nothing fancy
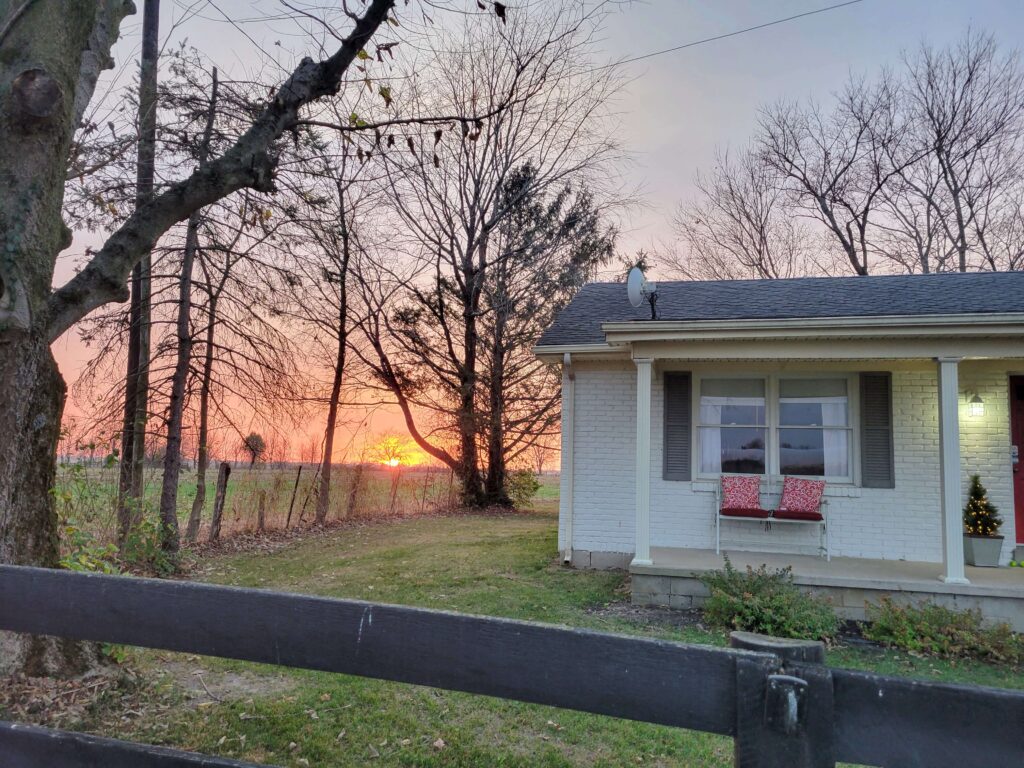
[369,434,427,468]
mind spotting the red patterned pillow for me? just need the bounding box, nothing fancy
[720,475,761,511]
[777,477,825,515]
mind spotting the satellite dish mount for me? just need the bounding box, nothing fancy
[626,267,658,320]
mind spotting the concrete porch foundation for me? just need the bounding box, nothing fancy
[630,547,1024,631]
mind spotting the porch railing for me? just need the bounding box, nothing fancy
[1,564,1023,767]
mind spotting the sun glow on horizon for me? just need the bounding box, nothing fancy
[370,434,428,469]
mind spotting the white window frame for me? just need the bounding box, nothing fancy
[695,374,769,478]
[693,371,860,485]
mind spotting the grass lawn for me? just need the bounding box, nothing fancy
[57,506,1024,767]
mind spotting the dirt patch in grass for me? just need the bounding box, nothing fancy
[156,660,298,708]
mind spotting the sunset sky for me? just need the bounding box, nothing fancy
[51,0,1024,459]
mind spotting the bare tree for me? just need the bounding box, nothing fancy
[156,67,219,555]
[683,31,1024,279]
[668,148,811,280]
[901,31,1024,272]
[759,74,911,276]
[282,164,371,524]
[479,163,615,501]
[359,3,620,505]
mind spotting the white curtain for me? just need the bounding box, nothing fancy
[699,402,723,473]
[820,398,848,477]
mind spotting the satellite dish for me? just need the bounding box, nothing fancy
[626,267,658,319]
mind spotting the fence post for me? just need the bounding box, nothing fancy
[285,465,302,528]
[208,461,231,542]
[731,632,835,768]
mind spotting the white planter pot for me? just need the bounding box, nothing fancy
[963,534,1004,567]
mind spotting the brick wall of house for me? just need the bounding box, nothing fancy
[564,361,1016,565]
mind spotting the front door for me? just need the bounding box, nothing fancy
[1012,377,1024,545]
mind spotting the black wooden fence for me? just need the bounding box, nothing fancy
[1,564,1023,767]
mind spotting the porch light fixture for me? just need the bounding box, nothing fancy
[968,393,985,418]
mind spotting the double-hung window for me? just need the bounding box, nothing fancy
[778,378,851,480]
[695,375,853,481]
[698,378,767,475]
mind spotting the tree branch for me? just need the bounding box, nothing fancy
[46,0,395,341]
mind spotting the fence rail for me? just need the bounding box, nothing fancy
[1,564,1023,767]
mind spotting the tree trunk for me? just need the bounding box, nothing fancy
[457,242,484,507]
[118,0,160,546]
[315,183,351,525]
[158,68,218,554]
[0,335,97,675]
[483,298,510,506]
[207,461,230,542]
[0,0,131,676]
[186,290,217,541]
[316,305,346,525]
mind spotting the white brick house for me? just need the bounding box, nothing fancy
[536,273,1024,623]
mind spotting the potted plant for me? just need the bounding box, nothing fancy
[963,474,1004,567]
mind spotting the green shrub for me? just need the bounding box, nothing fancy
[699,557,839,640]
[59,523,119,574]
[506,469,541,508]
[865,598,1023,665]
[120,513,177,576]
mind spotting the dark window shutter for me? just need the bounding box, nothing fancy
[663,372,692,481]
[860,372,895,489]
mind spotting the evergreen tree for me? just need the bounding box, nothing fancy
[963,474,1002,536]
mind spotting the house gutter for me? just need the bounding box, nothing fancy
[601,312,1024,343]
[561,352,575,565]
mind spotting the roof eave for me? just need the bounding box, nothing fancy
[601,312,1024,343]
[532,342,621,361]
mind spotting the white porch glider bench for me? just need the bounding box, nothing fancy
[715,475,830,561]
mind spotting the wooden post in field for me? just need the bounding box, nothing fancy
[256,490,266,533]
[345,463,363,519]
[285,465,302,528]
[208,462,231,542]
[388,468,401,515]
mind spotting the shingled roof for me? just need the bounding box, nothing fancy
[536,271,1024,347]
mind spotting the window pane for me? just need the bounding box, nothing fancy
[779,379,847,398]
[779,428,849,477]
[700,379,765,426]
[779,378,848,427]
[703,378,765,398]
[700,426,766,474]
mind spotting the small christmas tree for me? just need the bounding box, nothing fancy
[963,474,1002,536]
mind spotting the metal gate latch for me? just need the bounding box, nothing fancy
[764,674,808,736]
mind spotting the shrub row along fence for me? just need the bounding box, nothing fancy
[1,565,1023,767]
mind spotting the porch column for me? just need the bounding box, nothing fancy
[633,357,653,566]
[937,357,969,584]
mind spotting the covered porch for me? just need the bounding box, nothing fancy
[605,319,1024,586]
[631,546,1024,631]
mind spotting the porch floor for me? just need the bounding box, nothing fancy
[630,547,1024,629]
